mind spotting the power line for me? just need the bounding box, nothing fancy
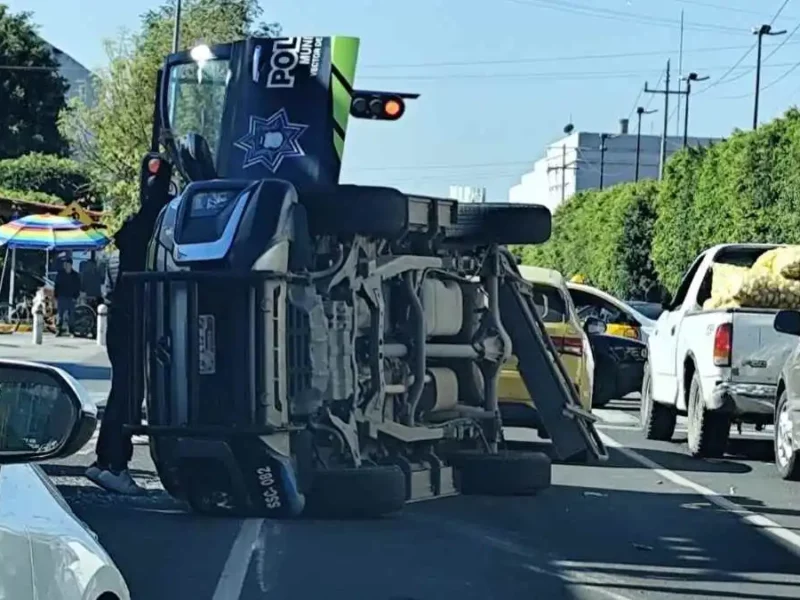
[672,0,796,18]
[358,62,798,83]
[504,0,749,36]
[693,0,792,96]
[771,0,793,24]
[358,41,800,69]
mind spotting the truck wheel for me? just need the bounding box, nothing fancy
[775,390,800,480]
[450,450,551,496]
[640,363,676,441]
[303,465,407,518]
[687,371,731,458]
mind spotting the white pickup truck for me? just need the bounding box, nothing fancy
[641,243,799,458]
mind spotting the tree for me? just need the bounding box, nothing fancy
[60,0,279,230]
[0,5,69,158]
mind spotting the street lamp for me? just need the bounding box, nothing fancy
[682,72,709,147]
[634,107,656,182]
[599,133,617,190]
[753,24,786,129]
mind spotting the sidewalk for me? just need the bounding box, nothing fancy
[0,332,110,406]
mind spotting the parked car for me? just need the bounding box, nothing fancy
[0,360,131,599]
[642,244,798,458]
[567,282,657,342]
[770,310,800,480]
[499,266,596,429]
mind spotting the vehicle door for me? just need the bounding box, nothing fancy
[529,283,583,389]
[649,253,707,402]
[0,472,35,598]
[570,288,640,339]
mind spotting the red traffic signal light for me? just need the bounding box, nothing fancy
[350,92,409,121]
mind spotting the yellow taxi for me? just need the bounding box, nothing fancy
[499,266,594,427]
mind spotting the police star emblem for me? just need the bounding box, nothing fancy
[234,108,309,172]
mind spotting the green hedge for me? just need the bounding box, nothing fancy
[0,153,91,203]
[520,180,660,300]
[518,107,800,298]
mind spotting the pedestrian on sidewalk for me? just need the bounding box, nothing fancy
[80,253,104,311]
[54,259,81,337]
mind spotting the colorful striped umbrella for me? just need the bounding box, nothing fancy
[0,214,109,250]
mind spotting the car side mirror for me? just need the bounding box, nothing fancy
[584,316,606,336]
[0,362,97,465]
[774,310,800,336]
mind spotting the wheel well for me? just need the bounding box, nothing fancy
[683,356,696,407]
[97,593,120,600]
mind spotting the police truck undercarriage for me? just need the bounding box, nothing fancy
[122,36,606,517]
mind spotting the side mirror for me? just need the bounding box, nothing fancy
[774,310,800,336]
[0,361,97,465]
[584,316,607,336]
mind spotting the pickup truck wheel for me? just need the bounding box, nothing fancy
[640,363,676,440]
[687,371,731,458]
[775,390,800,480]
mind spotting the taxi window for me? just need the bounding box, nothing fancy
[530,283,567,323]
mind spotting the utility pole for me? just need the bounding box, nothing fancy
[560,144,566,202]
[599,134,614,190]
[635,107,657,182]
[753,24,786,130]
[682,72,709,147]
[645,60,688,179]
[172,0,183,53]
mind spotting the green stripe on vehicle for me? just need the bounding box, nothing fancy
[330,36,359,158]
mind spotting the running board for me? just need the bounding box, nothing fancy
[498,263,608,462]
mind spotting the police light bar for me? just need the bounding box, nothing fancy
[350,90,419,121]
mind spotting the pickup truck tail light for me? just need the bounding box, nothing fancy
[713,323,732,367]
[553,336,584,357]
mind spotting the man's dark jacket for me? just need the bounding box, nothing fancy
[54,270,81,300]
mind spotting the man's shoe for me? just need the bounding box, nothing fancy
[85,462,105,485]
[94,468,143,495]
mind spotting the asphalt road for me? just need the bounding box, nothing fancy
[19,337,800,600]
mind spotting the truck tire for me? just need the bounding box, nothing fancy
[450,450,551,496]
[775,390,800,480]
[687,371,731,458]
[640,363,676,441]
[303,465,407,518]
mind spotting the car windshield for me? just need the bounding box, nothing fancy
[166,57,231,173]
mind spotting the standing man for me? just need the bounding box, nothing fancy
[53,259,81,337]
[80,253,104,311]
[86,158,172,495]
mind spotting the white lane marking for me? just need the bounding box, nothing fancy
[212,518,264,600]
[598,431,800,558]
[593,409,640,426]
[77,430,100,455]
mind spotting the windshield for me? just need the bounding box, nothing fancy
[166,58,231,171]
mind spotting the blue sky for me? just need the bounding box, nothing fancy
[10,0,800,200]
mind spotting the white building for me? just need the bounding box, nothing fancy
[508,120,721,212]
[449,185,487,203]
[45,43,96,107]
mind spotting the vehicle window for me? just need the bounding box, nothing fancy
[570,289,634,325]
[628,301,664,320]
[530,283,567,323]
[671,252,707,309]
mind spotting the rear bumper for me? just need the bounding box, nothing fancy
[707,380,776,416]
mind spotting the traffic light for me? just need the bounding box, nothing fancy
[350,90,419,121]
[139,152,173,207]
